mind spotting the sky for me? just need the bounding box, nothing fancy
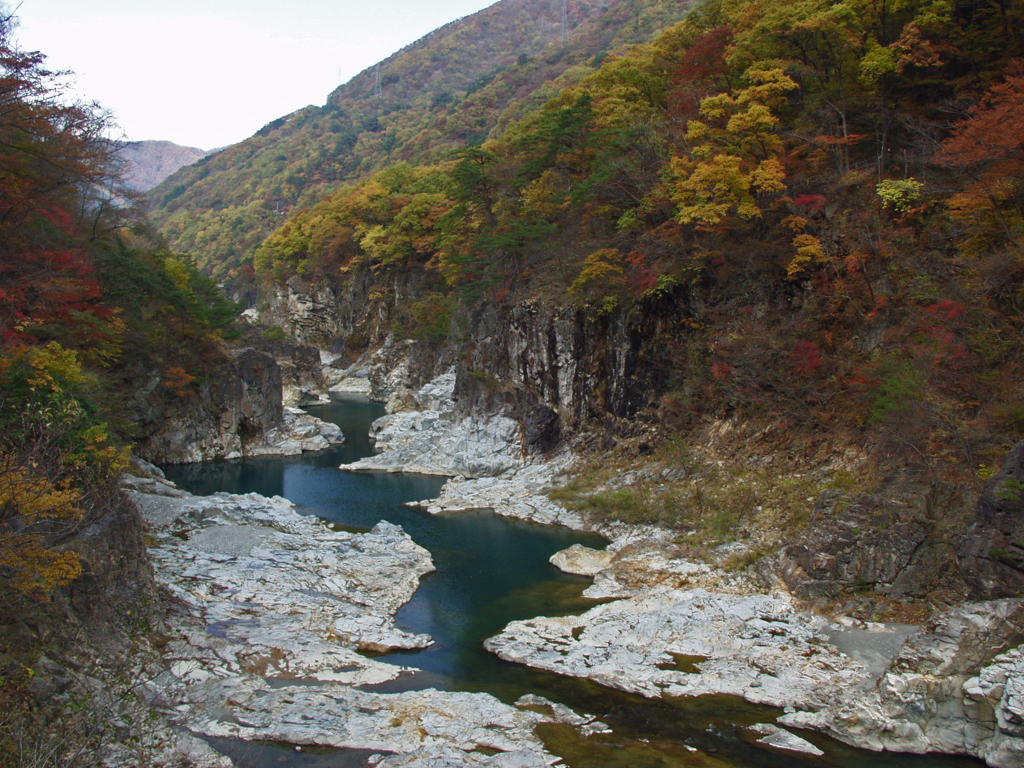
[12,0,498,149]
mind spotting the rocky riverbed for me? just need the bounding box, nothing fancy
[122,461,605,767]
[345,367,1024,767]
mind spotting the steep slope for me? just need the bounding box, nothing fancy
[145,0,696,283]
[119,140,211,191]
[247,0,1024,612]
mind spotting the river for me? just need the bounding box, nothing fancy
[162,394,982,768]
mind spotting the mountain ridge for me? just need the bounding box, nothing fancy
[119,139,211,191]
[145,0,695,282]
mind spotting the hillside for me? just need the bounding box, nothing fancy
[119,139,211,191]
[145,0,696,283]
[248,0,1024,608]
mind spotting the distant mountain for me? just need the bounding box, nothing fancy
[145,0,695,282]
[121,140,211,191]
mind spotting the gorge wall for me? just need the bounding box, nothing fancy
[264,268,1023,609]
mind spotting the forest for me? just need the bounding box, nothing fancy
[0,15,239,604]
[145,0,699,283]
[2,0,1024,763]
[245,0,1024,507]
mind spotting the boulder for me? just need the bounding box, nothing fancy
[549,544,613,576]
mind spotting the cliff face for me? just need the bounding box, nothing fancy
[456,297,689,441]
[119,140,210,192]
[259,267,996,610]
[958,441,1024,600]
[132,347,283,463]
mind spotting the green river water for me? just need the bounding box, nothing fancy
[161,394,982,768]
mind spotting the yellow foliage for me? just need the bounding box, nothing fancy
[570,249,625,294]
[0,459,85,602]
[751,157,787,193]
[27,343,85,393]
[520,170,566,218]
[788,234,828,278]
[672,68,795,226]
[0,465,82,523]
[0,536,82,602]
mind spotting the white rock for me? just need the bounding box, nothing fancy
[485,588,866,710]
[246,407,344,456]
[343,369,524,478]
[748,723,825,756]
[549,544,613,576]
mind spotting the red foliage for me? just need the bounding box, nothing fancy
[0,30,117,351]
[632,267,659,296]
[927,300,968,322]
[711,359,731,380]
[667,27,733,124]
[936,60,1024,175]
[843,366,878,390]
[790,340,822,377]
[792,194,827,211]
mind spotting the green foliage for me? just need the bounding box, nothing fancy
[996,478,1024,504]
[408,294,456,345]
[0,8,247,602]
[261,326,287,342]
[147,0,697,288]
[0,343,129,603]
[141,0,1024,486]
[876,179,923,214]
[868,365,922,425]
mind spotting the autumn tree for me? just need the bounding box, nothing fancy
[670,66,796,226]
[935,59,1024,256]
[0,16,125,353]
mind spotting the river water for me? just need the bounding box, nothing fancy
[162,394,981,768]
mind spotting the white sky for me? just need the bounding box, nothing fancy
[12,0,498,149]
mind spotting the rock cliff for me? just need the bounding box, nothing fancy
[958,440,1024,600]
[133,346,342,463]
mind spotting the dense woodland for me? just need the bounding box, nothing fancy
[242,0,1024,502]
[146,0,698,283]
[0,14,239,606]
[2,0,1024,760]
[2,0,1022,605]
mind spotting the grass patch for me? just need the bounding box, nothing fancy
[549,436,859,547]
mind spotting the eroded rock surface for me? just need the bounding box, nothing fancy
[549,544,613,576]
[345,369,525,477]
[485,587,871,710]
[128,467,434,675]
[502,537,1024,766]
[246,406,344,456]
[782,600,1024,767]
[959,440,1024,600]
[125,462,596,766]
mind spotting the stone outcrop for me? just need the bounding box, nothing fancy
[133,347,342,463]
[124,462,604,766]
[485,587,877,710]
[266,276,344,348]
[126,464,433,668]
[958,440,1024,599]
[781,599,1024,767]
[497,539,1024,765]
[458,298,688,438]
[253,339,331,406]
[345,368,526,477]
[549,543,614,576]
[245,406,344,456]
[134,347,283,463]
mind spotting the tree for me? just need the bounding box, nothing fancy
[935,59,1024,255]
[670,66,796,226]
[0,12,124,354]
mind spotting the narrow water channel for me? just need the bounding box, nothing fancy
[162,395,982,768]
